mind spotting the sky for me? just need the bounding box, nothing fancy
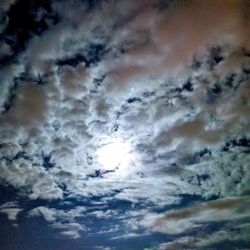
[0,0,250,249]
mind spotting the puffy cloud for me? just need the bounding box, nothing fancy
[100,0,248,96]
[1,83,48,129]
[0,160,64,200]
[0,63,25,113]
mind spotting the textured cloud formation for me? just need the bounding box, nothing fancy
[158,223,250,249]
[0,201,22,221]
[141,196,250,234]
[29,206,86,238]
[0,0,249,248]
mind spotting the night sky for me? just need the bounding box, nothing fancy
[0,0,250,249]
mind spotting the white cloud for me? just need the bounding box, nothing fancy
[0,208,22,221]
[140,196,250,235]
[0,63,25,113]
[28,206,86,238]
[53,222,86,239]
[0,201,22,221]
[158,224,250,249]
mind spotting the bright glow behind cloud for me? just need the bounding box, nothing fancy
[97,139,133,172]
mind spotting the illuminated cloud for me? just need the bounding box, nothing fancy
[0,0,249,248]
[0,201,22,221]
[141,196,250,234]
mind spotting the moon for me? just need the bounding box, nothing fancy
[97,139,133,172]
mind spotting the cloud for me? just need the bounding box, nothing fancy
[0,0,17,11]
[53,222,85,239]
[1,1,248,205]
[29,206,86,238]
[0,0,17,33]
[158,224,250,250]
[0,201,22,221]
[0,159,64,200]
[140,196,250,235]
[0,0,249,246]
[0,63,25,113]
[100,0,248,95]
[1,82,48,128]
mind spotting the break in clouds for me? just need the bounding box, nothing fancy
[0,0,250,249]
